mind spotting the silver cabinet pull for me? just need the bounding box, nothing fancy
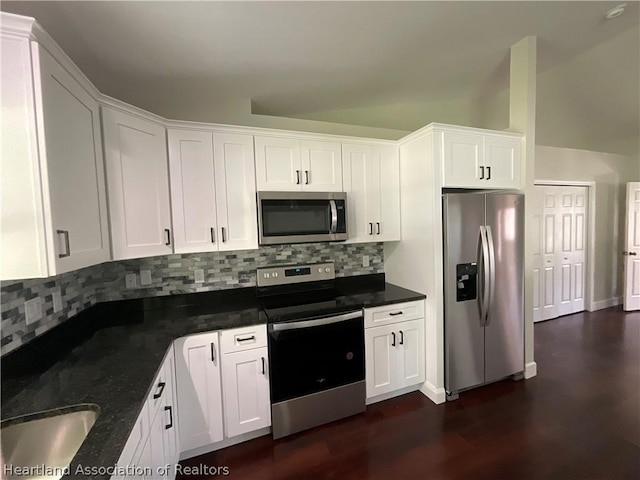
[376,222,381,235]
[369,222,373,235]
[221,227,227,243]
[56,230,70,258]
[164,229,171,246]
[210,227,216,243]
[305,170,310,184]
[296,170,301,184]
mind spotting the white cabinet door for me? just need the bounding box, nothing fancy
[148,408,167,480]
[395,319,425,389]
[35,45,110,274]
[161,348,179,469]
[300,140,342,192]
[222,347,271,438]
[365,323,397,398]
[174,332,224,452]
[343,143,400,243]
[376,145,401,242]
[343,143,374,242]
[168,129,218,254]
[484,135,521,189]
[102,107,172,259]
[254,136,301,191]
[214,133,258,251]
[442,131,484,188]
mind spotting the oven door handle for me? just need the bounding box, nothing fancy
[329,200,338,234]
[270,311,362,331]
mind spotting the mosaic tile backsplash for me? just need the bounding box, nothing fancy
[1,242,383,356]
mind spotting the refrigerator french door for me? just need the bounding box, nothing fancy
[443,192,524,396]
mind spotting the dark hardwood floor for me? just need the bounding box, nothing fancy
[178,307,640,479]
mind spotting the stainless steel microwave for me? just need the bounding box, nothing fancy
[257,191,348,245]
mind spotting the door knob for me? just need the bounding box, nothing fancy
[623,251,637,256]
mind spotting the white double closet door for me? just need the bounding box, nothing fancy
[533,185,588,322]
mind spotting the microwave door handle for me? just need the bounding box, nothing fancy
[329,200,338,233]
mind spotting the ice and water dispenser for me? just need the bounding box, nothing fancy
[456,263,477,302]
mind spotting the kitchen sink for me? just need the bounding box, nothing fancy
[1,404,100,480]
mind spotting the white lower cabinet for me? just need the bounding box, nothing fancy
[220,326,271,438]
[174,332,224,452]
[114,348,178,480]
[364,302,425,402]
[221,347,271,437]
[173,325,271,456]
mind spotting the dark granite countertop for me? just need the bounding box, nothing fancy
[1,274,424,479]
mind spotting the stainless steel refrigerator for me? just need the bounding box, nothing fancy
[443,191,524,398]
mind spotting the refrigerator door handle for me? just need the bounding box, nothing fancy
[485,225,496,326]
[477,226,490,326]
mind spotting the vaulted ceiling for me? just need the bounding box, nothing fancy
[2,1,638,155]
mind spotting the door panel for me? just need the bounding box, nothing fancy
[300,140,342,192]
[102,107,172,259]
[168,130,217,254]
[222,347,271,438]
[484,193,524,383]
[624,182,640,310]
[254,136,301,191]
[214,133,258,251]
[365,324,395,398]
[442,131,483,187]
[532,189,543,322]
[37,47,109,273]
[174,333,224,452]
[443,193,485,393]
[396,319,425,389]
[535,185,588,320]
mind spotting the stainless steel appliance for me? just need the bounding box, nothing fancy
[443,191,524,398]
[257,192,347,245]
[257,262,365,439]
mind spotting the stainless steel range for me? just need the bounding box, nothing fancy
[257,262,365,439]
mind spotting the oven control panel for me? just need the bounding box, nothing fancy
[257,262,335,287]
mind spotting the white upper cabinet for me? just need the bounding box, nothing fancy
[168,130,258,254]
[441,129,522,189]
[102,107,173,260]
[1,36,109,280]
[343,143,400,243]
[255,136,342,192]
[300,140,343,192]
[168,130,218,254]
[213,133,258,251]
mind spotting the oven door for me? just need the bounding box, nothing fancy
[258,191,347,245]
[268,311,364,404]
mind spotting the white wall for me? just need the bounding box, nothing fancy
[535,145,640,303]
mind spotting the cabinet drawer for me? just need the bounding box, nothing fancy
[220,324,268,354]
[364,301,424,328]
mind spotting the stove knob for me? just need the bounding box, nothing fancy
[325,267,331,273]
[318,268,323,273]
[273,272,278,278]
[263,273,270,279]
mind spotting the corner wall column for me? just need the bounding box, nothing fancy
[509,36,538,379]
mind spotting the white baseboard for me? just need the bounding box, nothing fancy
[588,296,622,312]
[524,361,537,379]
[179,427,271,461]
[366,384,421,405]
[419,380,446,404]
